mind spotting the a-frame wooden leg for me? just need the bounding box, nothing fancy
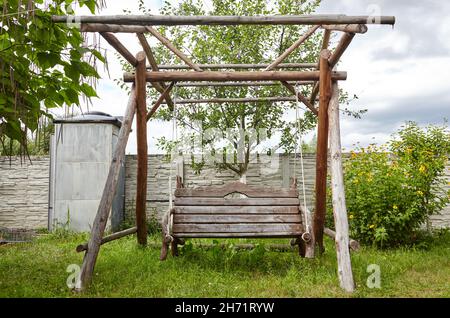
[328,80,355,292]
[77,87,137,291]
[313,49,332,254]
[135,51,148,246]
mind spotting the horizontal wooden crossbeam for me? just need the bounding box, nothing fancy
[163,96,300,104]
[123,71,347,82]
[155,63,318,70]
[52,15,396,26]
[172,81,315,87]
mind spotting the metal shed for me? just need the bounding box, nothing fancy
[49,111,125,232]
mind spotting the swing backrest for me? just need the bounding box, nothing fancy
[172,181,304,238]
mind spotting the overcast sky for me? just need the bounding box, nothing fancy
[74,0,450,154]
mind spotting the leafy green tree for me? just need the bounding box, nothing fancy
[131,0,363,180]
[0,0,105,156]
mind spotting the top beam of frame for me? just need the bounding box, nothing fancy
[52,14,395,26]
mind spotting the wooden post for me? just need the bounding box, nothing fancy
[313,49,332,254]
[77,86,137,291]
[135,52,148,246]
[328,80,355,292]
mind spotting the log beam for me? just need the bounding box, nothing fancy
[123,70,347,82]
[137,33,175,111]
[145,26,203,72]
[162,96,302,104]
[313,49,332,254]
[147,81,176,120]
[324,227,360,252]
[322,24,368,34]
[310,32,355,105]
[100,32,137,66]
[328,81,355,292]
[281,81,318,115]
[174,81,315,87]
[53,15,396,26]
[76,227,138,253]
[77,86,137,291]
[265,25,320,71]
[156,63,318,70]
[135,52,148,246]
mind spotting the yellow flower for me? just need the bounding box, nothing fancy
[419,165,426,174]
[417,190,424,196]
[393,204,398,210]
[369,224,375,229]
[349,214,354,219]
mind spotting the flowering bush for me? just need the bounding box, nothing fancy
[338,122,450,247]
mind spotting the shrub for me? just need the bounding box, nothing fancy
[338,122,450,247]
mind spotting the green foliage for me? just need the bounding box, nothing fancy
[0,0,105,155]
[340,122,450,247]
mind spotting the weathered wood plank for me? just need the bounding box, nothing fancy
[173,232,302,238]
[174,206,300,214]
[173,214,302,224]
[173,223,302,233]
[174,197,300,206]
[175,181,298,198]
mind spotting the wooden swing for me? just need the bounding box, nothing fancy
[51,13,395,292]
[160,84,314,260]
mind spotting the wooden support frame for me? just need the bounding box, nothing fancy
[77,86,137,291]
[135,52,148,246]
[51,12,395,294]
[313,49,332,254]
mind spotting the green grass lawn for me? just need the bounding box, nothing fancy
[1,231,449,298]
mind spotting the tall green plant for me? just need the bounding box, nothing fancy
[339,122,450,247]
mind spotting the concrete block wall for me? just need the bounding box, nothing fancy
[1,155,449,230]
[0,156,49,229]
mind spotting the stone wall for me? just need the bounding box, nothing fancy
[1,155,449,229]
[0,156,49,229]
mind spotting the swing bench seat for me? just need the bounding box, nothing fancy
[160,178,307,260]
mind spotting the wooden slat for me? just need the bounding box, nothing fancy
[175,181,298,198]
[173,223,302,233]
[174,197,300,206]
[173,214,302,224]
[174,206,300,214]
[173,232,302,238]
